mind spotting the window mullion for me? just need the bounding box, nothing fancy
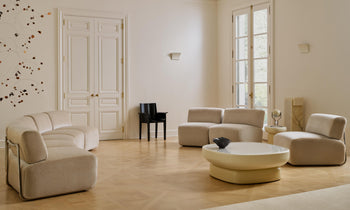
[248,5,254,109]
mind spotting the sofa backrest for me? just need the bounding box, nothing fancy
[188,107,223,123]
[6,116,48,164]
[46,111,72,129]
[223,108,265,128]
[305,113,347,139]
[8,116,38,131]
[27,113,53,133]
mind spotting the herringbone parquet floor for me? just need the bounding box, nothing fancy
[1,138,350,210]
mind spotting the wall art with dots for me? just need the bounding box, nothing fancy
[0,0,51,107]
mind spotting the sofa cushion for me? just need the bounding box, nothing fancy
[42,134,78,148]
[178,122,217,146]
[305,113,347,139]
[27,113,53,133]
[6,127,48,164]
[8,147,97,200]
[187,108,223,123]
[46,111,72,130]
[44,139,77,148]
[209,124,263,143]
[61,126,99,150]
[223,108,265,128]
[42,129,85,149]
[6,116,38,132]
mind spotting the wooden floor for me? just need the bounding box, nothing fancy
[1,138,350,210]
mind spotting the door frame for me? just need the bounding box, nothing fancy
[58,8,129,139]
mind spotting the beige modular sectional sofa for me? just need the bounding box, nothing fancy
[5,111,99,200]
[178,108,265,146]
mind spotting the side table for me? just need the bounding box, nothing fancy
[264,126,287,144]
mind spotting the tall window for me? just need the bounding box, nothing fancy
[232,3,272,124]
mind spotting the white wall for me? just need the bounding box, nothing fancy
[0,0,218,139]
[218,0,350,149]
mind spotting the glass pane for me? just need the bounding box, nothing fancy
[254,59,267,82]
[236,38,248,60]
[254,34,267,58]
[236,61,248,83]
[236,83,248,106]
[254,83,267,107]
[254,9,267,34]
[236,14,248,37]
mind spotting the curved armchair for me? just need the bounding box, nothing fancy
[274,113,347,165]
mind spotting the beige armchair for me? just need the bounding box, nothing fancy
[209,108,265,143]
[178,107,223,146]
[274,113,347,165]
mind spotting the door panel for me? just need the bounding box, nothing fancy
[69,36,89,92]
[100,111,118,131]
[64,16,95,127]
[100,37,118,91]
[96,19,123,140]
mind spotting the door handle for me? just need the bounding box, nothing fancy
[91,94,94,97]
[249,92,253,98]
[95,94,99,97]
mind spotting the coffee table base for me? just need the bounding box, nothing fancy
[209,164,281,184]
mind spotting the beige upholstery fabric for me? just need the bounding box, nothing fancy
[178,108,264,146]
[187,108,223,123]
[60,126,99,150]
[178,123,216,146]
[6,127,48,164]
[274,113,347,165]
[208,109,264,143]
[6,116,47,164]
[223,108,265,128]
[43,129,85,149]
[209,124,262,143]
[42,134,78,148]
[305,113,347,139]
[8,147,97,200]
[44,139,77,148]
[178,108,224,146]
[6,111,99,200]
[46,111,72,129]
[27,113,53,133]
[7,116,38,131]
[274,131,346,165]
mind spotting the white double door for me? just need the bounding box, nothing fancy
[61,15,124,140]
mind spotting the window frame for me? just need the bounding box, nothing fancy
[232,1,274,125]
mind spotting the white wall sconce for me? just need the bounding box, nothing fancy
[298,43,310,53]
[169,52,181,60]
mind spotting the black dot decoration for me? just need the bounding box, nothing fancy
[0,0,50,107]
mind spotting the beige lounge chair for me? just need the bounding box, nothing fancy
[274,113,347,165]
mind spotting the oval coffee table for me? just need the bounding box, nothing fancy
[202,142,289,184]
